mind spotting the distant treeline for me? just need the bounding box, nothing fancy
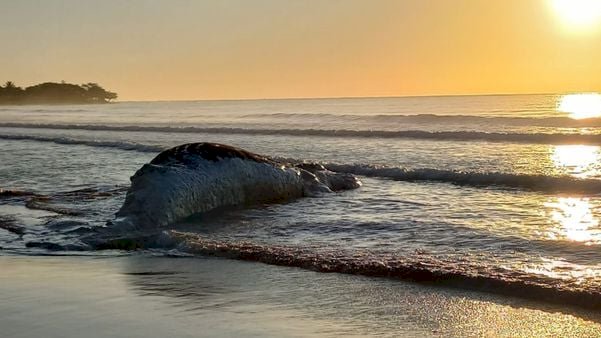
[0,81,117,105]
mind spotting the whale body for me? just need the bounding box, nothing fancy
[113,143,361,229]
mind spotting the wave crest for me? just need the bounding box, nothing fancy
[169,231,601,311]
[0,134,164,152]
[4,132,601,194]
[3,123,601,145]
[241,113,601,127]
[324,163,601,194]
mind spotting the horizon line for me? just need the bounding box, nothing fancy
[118,91,599,104]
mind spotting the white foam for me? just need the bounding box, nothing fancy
[0,134,164,152]
[4,123,601,145]
[324,163,601,194]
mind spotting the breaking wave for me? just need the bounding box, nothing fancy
[0,134,164,153]
[240,112,601,127]
[168,231,601,311]
[3,123,601,144]
[323,163,601,194]
[2,133,601,194]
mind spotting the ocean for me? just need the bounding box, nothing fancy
[2,94,601,336]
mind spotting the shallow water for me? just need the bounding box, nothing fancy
[2,255,601,338]
[2,94,601,316]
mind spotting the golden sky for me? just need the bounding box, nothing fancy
[1,0,600,101]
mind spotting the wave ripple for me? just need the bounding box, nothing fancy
[170,231,601,311]
[4,123,601,145]
[324,163,601,194]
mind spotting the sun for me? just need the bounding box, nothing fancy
[551,0,601,30]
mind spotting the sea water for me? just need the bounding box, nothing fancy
[2,94,601,315]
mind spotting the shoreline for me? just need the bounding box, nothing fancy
[2,254,600,337]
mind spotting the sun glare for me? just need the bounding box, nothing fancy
[557,93,601,119]
[545,197,600,243]
[551,0,601,30]
[552,145,601,177]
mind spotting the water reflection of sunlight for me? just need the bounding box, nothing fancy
[521,257,601,282]
[551,145,600,178]
[557,93,601,119]
[544,197,600,244]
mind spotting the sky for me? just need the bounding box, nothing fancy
[1,0,600,101]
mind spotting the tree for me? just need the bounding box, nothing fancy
[82,83,117,102]
[0,81,24,103]
[0,81,118,105]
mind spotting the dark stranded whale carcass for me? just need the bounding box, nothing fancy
[113,143,361,228]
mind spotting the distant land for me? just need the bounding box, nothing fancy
[0,81,117,105]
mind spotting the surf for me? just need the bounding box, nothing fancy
[6,123,601,145]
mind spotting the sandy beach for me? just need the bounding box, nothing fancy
[1,255,600,337]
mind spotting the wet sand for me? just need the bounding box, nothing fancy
[1,255,600,337]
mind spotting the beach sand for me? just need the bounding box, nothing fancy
[1,255,600,337]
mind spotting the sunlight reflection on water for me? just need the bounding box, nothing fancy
[544,197,601,244]
[521,257,601,283]
[558,93,601,119]
[551,144,601,178]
